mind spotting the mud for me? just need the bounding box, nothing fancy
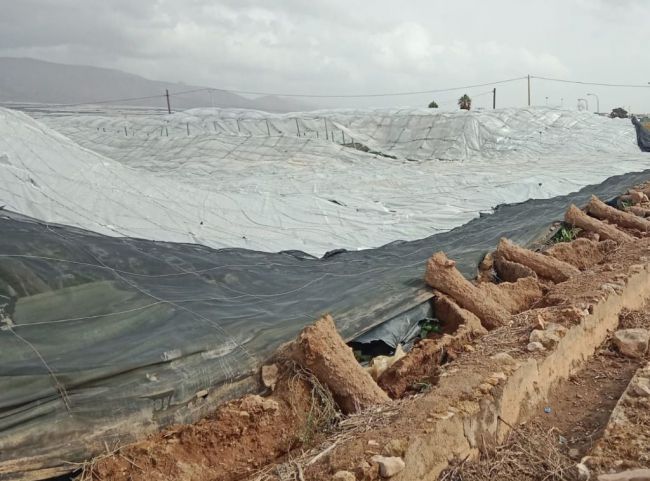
[566,204,634,243]
[89,371,315,481]
[496,237,580,282]
[284,314,390,414]
[478,276,544,314]
[544,237,616,270]
[425,251,509,329]
[494,254,537,282]
[588,194,650,232]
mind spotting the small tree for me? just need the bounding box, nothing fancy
[458,94,472,110]
[610,107,628,119]
[428,100,439,108]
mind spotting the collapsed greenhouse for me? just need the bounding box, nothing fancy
[1,106,649,480]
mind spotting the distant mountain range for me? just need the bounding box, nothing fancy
[0,57,313,112]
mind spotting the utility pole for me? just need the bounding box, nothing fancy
[492,88,496,109]
[587,93,600,114]
[165,89,171,114]
[527,75,531,107]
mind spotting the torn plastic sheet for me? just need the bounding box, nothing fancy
[353,301,433,350]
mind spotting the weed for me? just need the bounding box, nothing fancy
[552,225,580,243]
[352,350,373,364]
[411,380,432,393]
[286,362,339,445]
[419,318,442,338]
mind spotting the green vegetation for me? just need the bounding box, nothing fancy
[352,349,373,363]
[458,94,472,110]
[428,100,439,108]
[411,380,433,393]
[419,318,442,338]
[553,225,580,243]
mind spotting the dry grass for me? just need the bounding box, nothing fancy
[285,361,340,445]
[246,396,405,481]
[440,419,579,481]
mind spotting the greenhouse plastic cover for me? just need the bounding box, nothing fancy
[12,106,646,256]
[633,116,650,152]
[3,171,650,479]
[0,106,649,479]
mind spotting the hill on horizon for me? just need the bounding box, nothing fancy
[0,57,313,113]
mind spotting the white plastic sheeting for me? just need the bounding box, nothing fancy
[1,107,647,256]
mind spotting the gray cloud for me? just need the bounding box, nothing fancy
[1,0,649,111]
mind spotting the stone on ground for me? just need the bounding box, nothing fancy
[597,469,650,481]
[333,470,356,481]
[370,455,405,478]
[613,329,650,359]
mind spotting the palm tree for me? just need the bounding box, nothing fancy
[428,100,439,108]
[458,94,472,111]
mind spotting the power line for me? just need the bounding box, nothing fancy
[0,87,211,109]
[4,74,648,110]
[196,77,528,98]
[531,76,650,88]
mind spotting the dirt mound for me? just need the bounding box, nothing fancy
[496,237,580,283]
[478,276,544,314]
[544,238,616,270]
[566,204,634,243]
[494,254,538,282]
[283,314,390,414]
[425,251,509,329]
[87,371,317,481]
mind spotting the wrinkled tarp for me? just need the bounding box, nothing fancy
[633,116,650,152]
[2,169,650,480]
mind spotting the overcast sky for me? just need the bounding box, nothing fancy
[2,0,650,112]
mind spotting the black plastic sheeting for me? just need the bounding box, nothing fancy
[2,168,650,479]
[633,116,650,152]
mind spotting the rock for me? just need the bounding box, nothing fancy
[195,389,208,399]
[333,471,356,481]
[486,372,507,385]
[576,463,591,480]
[240,395,279,413]
[613,329,650,359]
[527,341,546,352]
[261,364,279,391]
[630,377,650,397]
[356,460,379,481]
[529,323,567,349]
[368,345,406,380]
[368,439,380,447]
[561,306,587,322]
[597,469,650,481]
[534,314,546,330]
[383,438,408,457]
[478,383,493,394]
[370,455,405,478]
[490,352,519,369]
